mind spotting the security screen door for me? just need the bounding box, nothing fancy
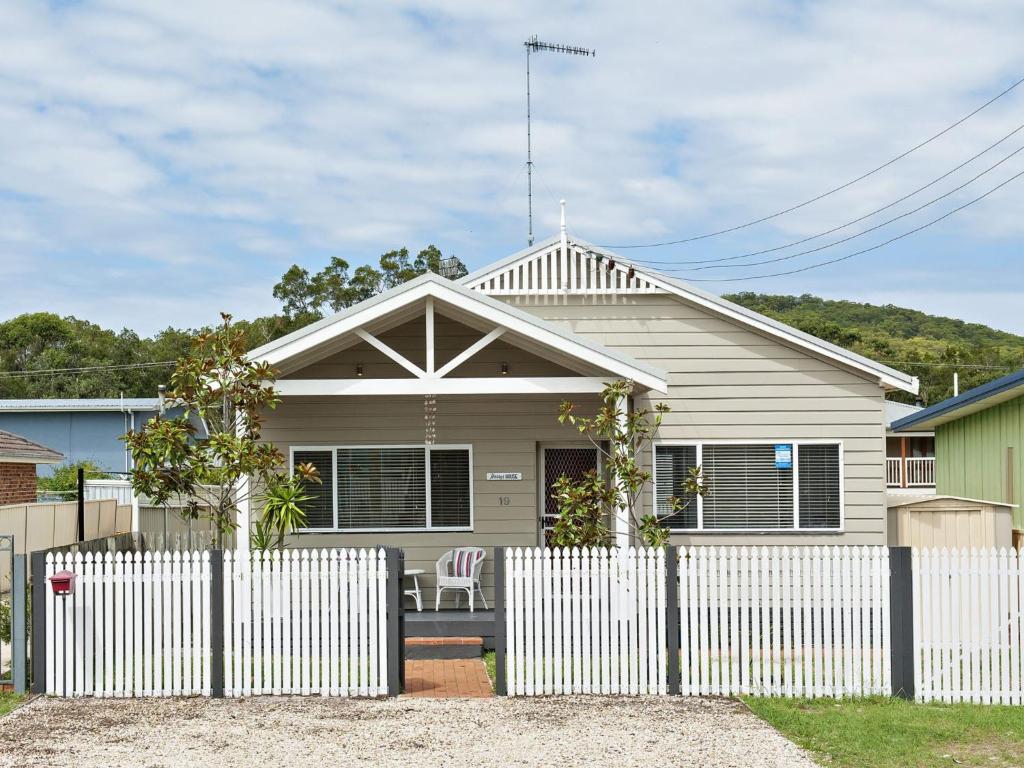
[540,446,599,546]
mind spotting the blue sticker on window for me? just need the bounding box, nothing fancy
[774,443,793,469]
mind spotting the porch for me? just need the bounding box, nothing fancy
[885,434,936,489]
[247,273,668,608]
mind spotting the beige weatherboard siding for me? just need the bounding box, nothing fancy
[502,294,890,546]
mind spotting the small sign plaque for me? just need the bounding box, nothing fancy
[486,472,523,481]
[774,444,793,470]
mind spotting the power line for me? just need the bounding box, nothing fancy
[652,141,1024,273]
[600,74,1024,249]
[631,121,1024,267]
[0,361,176,379]
[669,164,1024,282]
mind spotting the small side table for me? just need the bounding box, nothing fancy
[403,568,426,612]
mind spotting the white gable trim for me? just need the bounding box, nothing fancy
[461,236,918,394]
[249,274,668,393]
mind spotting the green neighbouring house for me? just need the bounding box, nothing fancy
[892,368,1024,533]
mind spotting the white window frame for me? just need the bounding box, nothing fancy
[651,439,845,534]
[290,443,474,533]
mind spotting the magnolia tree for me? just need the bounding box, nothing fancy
[553,380,707,548]
[123,313,317,550]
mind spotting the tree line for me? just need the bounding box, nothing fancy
[0,246,465,399]
[0,251,1018,407]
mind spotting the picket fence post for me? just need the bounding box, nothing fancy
[209,549,225,698]
[665,546,680,695]
[494,546,507,696]
[888,546,915,700]
[30,551,46,695]
[384,547,404,697]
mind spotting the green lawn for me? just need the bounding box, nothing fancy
[483,651,495,689]
[0,693,25,718]
[745,696,1024,768]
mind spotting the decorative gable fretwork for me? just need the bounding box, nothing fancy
[465,244,664,297]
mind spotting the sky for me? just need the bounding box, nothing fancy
[1,1,1023,335]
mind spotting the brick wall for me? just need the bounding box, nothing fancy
[0,461,37,505]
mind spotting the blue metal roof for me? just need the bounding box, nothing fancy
[891,367,1024,431]
[0,398,160,412]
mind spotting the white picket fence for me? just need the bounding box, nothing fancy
[45,550,213,697]
[45,548,389,698]
[504,547,667,696]
[679,546,891,698]
[913,547,1024,704]
[223,549,389,697]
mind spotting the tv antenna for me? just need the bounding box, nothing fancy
[524,35,595,245]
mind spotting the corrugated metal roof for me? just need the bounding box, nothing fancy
[0,429,64,463]
[891,368,1024,431]
[0,398,160,412]
[885,400,923,428]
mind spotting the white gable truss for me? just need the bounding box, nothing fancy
[463,234,664,296]
[249,273,668,396]
[462,234,918,394]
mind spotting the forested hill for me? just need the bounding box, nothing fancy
[724,293,1024,404]
[1,292,1022,407]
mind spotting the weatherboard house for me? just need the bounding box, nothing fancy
[241,216,919,606]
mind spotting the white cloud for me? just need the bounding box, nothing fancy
[0,0,1022,333]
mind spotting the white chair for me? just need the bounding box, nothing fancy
[435,547,488,612]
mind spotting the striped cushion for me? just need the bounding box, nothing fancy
[452,549,478,577]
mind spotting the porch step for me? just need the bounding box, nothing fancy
[404,609,496,649]
[405,636,483,660]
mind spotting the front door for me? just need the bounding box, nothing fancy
[540,446,599,546]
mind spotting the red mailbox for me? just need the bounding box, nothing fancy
[49,570,76,596]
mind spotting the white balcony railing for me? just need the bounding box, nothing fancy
[886,456,936,488]
[886,457,902,487]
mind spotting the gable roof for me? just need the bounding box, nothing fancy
[461,234,919,394]
[891,367,1024,431]
[0,429,64,464]
[249,272,669,392]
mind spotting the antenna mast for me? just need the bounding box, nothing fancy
[524,35,594,245]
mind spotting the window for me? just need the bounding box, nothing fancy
[702,444,793,530]
[655,445,698,529]
[654,441,843,532]
[292,445,472,531]
[293,450,334,529]
[797,443,841,529]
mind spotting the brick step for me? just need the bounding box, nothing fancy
[405,636,483,660]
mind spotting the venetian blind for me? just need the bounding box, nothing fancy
[294,449,334,529]
[336,447,427,529]
[798,443,841,529]
[702,444,793,529]
[429,449,472,528]
[655,445,699,529]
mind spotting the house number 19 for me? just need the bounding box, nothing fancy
[498,496,511,506]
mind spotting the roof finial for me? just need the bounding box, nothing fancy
[559,199,566,234]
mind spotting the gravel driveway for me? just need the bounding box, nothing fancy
[0,695,816,768]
